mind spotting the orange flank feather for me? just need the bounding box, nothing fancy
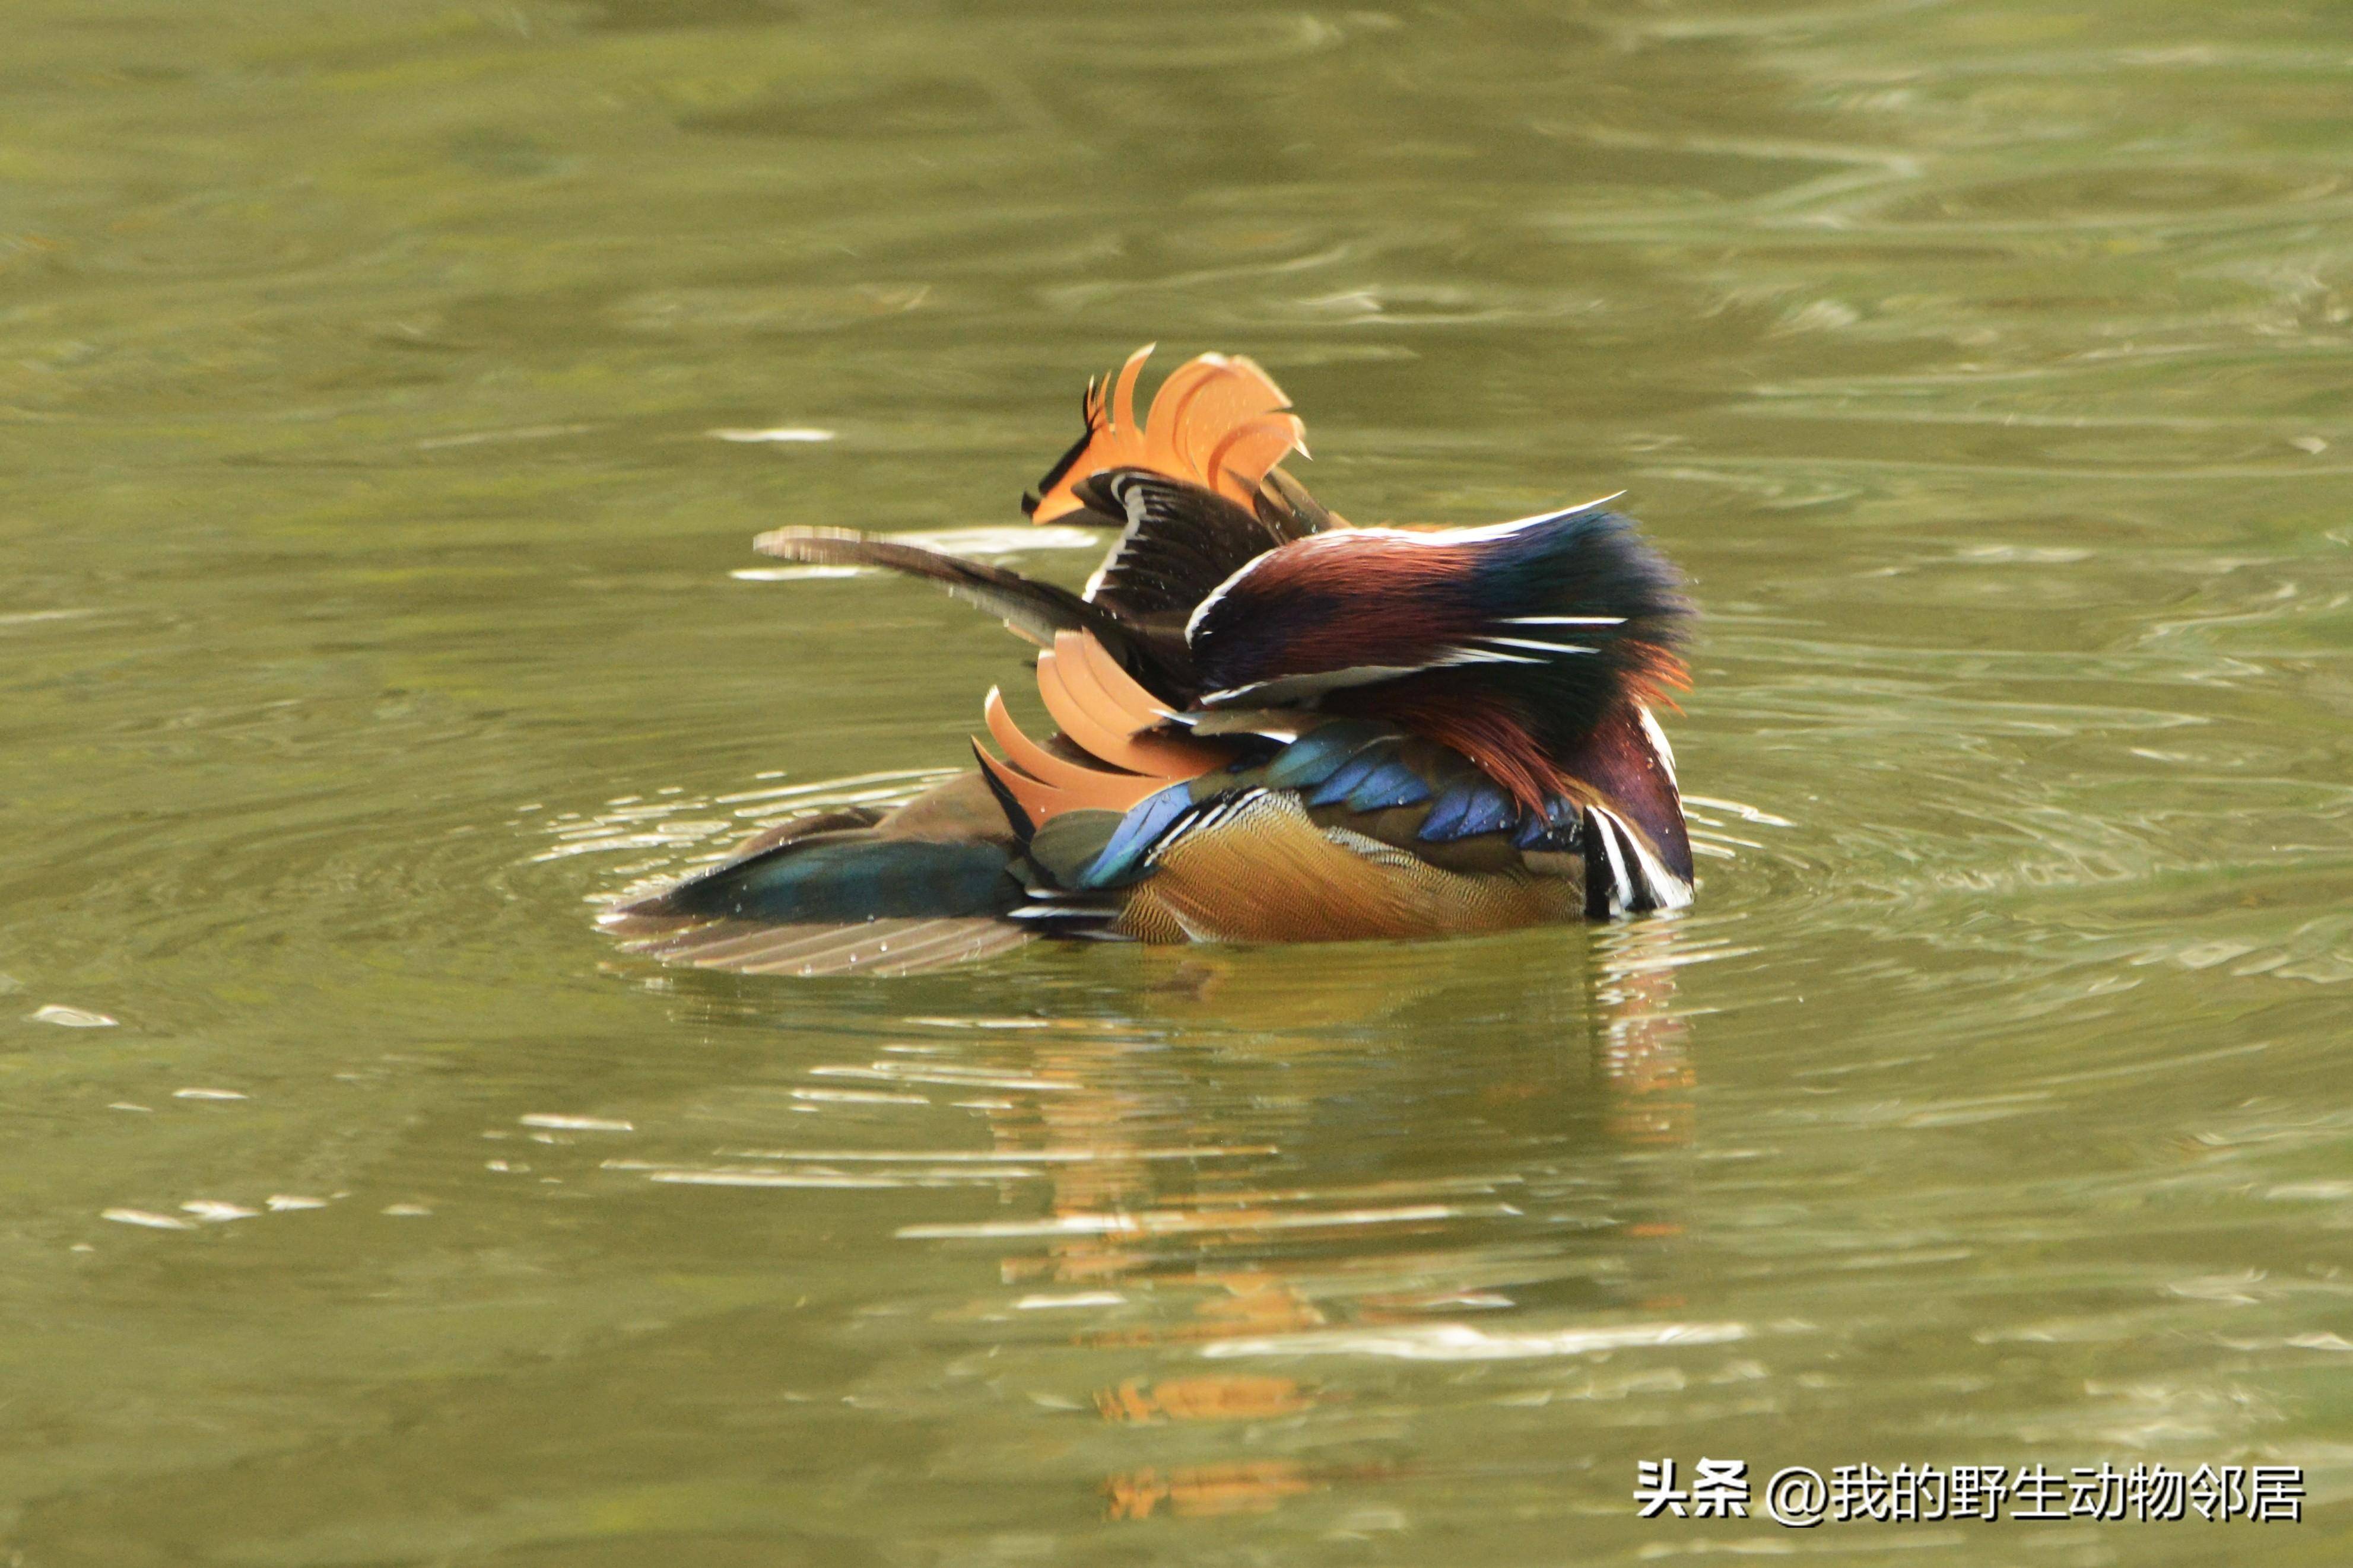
[1112,792,1584,943]
[1029,347,1304,524]
[974,631,1227,830]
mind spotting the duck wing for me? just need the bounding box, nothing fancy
[752,526,1198,699]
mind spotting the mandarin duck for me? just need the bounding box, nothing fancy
[604,348,1694,975]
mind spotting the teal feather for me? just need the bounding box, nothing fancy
[639,838,1019,923]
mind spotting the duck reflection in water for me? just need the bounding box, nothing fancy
[856,921,1700,1520]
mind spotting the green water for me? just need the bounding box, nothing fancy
[5,1,2351,1561]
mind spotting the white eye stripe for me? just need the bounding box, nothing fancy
[1499,615,1626,626]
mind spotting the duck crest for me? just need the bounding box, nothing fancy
[1024,346,1305,527]
[608,346,1700,974]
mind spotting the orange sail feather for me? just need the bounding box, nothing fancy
[973,631,1227,831]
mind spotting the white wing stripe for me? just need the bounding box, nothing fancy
[1590,809,1634,916]
[1589,804,1694,914]
[1636,704,1679,791]
[1474,635,1595,656]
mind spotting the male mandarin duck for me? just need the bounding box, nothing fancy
[604,348,1694,975]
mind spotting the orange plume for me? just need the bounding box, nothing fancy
[1029,347,1305,524]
